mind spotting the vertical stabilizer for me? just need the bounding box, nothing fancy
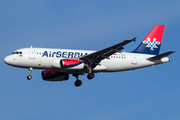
[132,25,165,55]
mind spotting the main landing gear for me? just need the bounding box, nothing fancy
[73,74,82,87]
[73,73,95,87]
[27,67,33,80]
[87,73,95,80]
[87,66,95,80]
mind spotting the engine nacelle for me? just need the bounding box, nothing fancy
[41,70,69,81]
[60,59,85,69]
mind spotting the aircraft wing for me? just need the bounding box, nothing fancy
[79,38,136,68]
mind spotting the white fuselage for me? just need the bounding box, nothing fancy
[4,48,170,74]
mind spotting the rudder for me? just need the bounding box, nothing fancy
[132,25,165,55]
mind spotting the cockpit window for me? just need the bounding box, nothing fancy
[11,51,23,55]
[11,52,16,54]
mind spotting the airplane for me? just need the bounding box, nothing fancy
[4,25,175,87]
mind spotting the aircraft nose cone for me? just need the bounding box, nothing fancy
[4,56,11,65]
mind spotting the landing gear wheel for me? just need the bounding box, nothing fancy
[27,67,33,80]
[87,73,95,80]
[27,75,32,80]
[74,80,82,87]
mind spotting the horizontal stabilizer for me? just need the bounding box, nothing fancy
[147,51,176,61]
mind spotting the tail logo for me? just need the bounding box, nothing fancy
[143,38,160,51]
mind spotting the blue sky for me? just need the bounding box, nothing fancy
[1,0,180,120]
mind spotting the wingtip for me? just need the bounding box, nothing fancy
[132,37,137,42]
[169,51,176,54]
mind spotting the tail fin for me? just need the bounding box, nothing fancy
[132,25,165,55]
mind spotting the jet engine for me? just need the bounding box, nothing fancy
[41,70,69,81]
[60,59,85,69]
[51,59,85,69]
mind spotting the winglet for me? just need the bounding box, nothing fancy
[132,37,137,42]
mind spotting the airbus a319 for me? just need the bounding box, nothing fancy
[4,25,175,87]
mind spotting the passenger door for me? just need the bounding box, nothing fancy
[29,47,35,59]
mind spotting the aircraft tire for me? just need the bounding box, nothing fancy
[87,73,95,80]
[27,75,32,80]
[74,80,82,87]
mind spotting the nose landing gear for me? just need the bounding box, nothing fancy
[27,67,33,80]
[27,75,32,80]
